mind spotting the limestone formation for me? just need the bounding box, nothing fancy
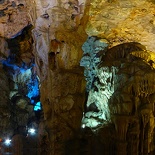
[1,0,155,155]
[81,38,155,155]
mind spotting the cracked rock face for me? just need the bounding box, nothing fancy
[1,0,155,155]
[85,0,155,51]
[0,0,30,38]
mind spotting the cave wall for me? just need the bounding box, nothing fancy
[0,1,40,154]
[1,0,155,155]
[29,0,88,154]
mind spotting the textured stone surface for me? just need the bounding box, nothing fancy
[81,39,155,154]
[28,0,88,154]
[0,14,38,149]
[0,0,30,38]
[1,0,155,155]
[85,0,155,51]
[0,65,12,138]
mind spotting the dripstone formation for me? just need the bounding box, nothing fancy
[81,37,155,155]
[1,0,155,155]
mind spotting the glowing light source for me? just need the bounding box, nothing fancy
[81,124,86,129]
[4,139,11,146]
[28,128,36,135]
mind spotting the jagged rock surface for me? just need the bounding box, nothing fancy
[81,38,155,155]
[0,0,30,38]
[29,0,87,154]
[1,0,155,155]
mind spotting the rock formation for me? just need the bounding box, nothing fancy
[81,39,155,155]
[1,0,155,155]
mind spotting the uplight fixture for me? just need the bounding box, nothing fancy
[4,139,11,146]
[28,128,36,135]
